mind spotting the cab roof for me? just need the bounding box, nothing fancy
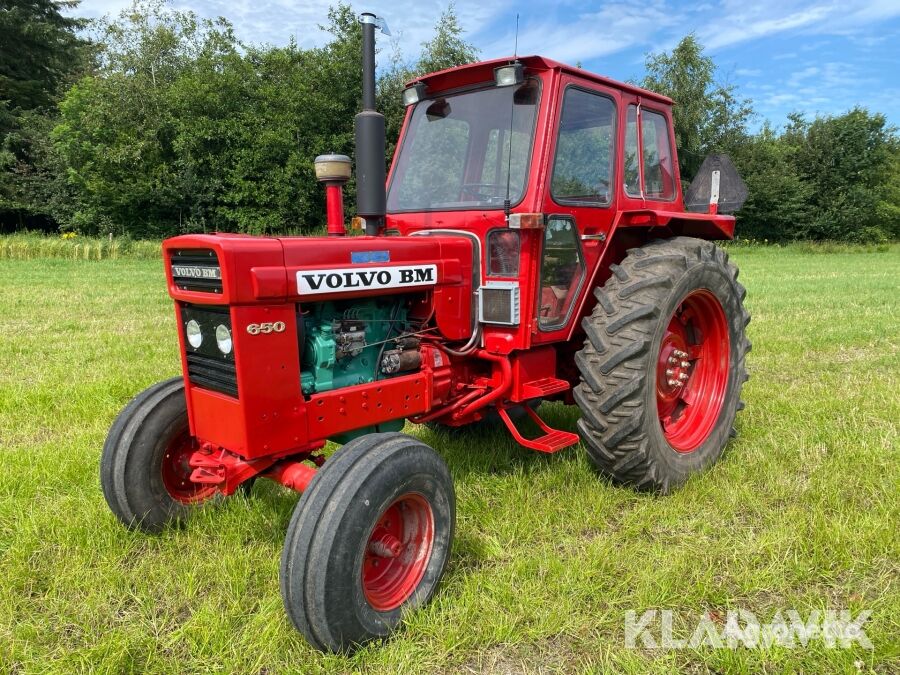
[412,55,673,106]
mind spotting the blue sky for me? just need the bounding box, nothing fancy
[76,1,900,129]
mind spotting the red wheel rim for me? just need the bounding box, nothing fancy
[161,432,217,504]
[362,493,434,612]
[656,289,730,453]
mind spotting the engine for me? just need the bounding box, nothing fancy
[299,297,423,395]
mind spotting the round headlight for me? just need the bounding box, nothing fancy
[186,319,203,349]
[215,324,232,355]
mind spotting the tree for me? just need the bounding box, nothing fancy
[0,0,91,229]
[379,2,478,162]
[416,2,479,75]
[52,0,366,236]
[787,108,899,242]
[0,0,89,117]
[728,123,813,240]
[53,1,239,235]
[642,35,752,180]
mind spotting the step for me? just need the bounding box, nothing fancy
[497,405,580,454]
[520,376,571,400]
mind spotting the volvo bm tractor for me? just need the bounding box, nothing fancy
[100,12,750,652]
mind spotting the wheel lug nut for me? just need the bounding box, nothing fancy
[668,356,678,365]
[678,373,689,381]
[667,379,678,387]
[666,368,675,376]
[681,361,690,368]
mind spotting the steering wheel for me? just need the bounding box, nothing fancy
[461,183,504,201]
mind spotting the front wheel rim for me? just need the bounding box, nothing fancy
[656,289,730,453]
[362,492,434,612]
[161,432,217,504]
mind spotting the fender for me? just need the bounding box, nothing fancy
[614,208,736,240]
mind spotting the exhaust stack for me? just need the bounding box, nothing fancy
[355,12,389,236]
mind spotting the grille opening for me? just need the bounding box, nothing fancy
[186,352,238,397]
[171,249,222,293]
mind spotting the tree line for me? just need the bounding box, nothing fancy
[2,0,898,242]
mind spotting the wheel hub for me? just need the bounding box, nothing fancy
[362,493,434,612]
[656,289,730,453]
[657,333,693,399]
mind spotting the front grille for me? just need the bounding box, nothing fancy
[186,352,238,398]
[180,304,237,398]
[171,249,222,293]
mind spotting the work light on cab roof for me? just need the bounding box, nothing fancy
[100,8,750,654]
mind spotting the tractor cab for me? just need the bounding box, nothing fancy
[386,56,735,354]
[388,55,684,219]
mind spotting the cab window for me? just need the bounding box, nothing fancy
[387,81,540,211]
[538,217,584,329]
[550,88,615,206]
[624,105,641,196]
[641,109,675,199]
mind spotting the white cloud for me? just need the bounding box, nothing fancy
[75,1,900,65]
[481,1,677,65]
[71,0,900,127]
[75,0,510,62]
[786,65,820,87]
[699,2,834,50]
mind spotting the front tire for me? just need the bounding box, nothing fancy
[100,378,216,532]
[280,433,455,652]
[574,237,750,493]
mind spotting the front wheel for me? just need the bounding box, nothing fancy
[100,378,216,532]
[280,433,455,652]
[574,237,750,493]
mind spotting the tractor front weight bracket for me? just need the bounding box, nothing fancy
[188,442,320,495]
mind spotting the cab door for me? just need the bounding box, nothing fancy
[533,77,620,344]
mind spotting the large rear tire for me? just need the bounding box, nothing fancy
[574,237,750,493]
[280,432,455,652]
[100,378,217,532]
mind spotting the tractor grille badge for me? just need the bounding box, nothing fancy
[296,265,437,295]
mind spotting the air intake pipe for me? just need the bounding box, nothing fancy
[356,12,389,236]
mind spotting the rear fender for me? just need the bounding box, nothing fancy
[614,209,736,239]
[563,212,733,344]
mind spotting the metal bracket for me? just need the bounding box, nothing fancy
[360,13,391,35]
[709,170,721,205]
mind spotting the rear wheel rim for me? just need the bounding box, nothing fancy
[656,289,730,453]
[362,492,434,612]
[161,432,217,504]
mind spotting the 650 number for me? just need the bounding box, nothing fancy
[246,321,286,335]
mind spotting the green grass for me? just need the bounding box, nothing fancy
[1,245,897,673]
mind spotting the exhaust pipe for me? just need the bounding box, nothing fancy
[356,12,389,236]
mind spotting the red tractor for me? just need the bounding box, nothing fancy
[101,12,750,652]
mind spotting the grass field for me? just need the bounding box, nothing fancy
[0,244,897,673]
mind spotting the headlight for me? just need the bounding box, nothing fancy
[186,319,203,349]
[215,324,232,354]
[401,82,427,106]
[494,62,524,87]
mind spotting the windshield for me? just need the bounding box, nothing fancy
[387,80,540,212]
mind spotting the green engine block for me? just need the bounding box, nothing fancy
[300,298,409,395]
